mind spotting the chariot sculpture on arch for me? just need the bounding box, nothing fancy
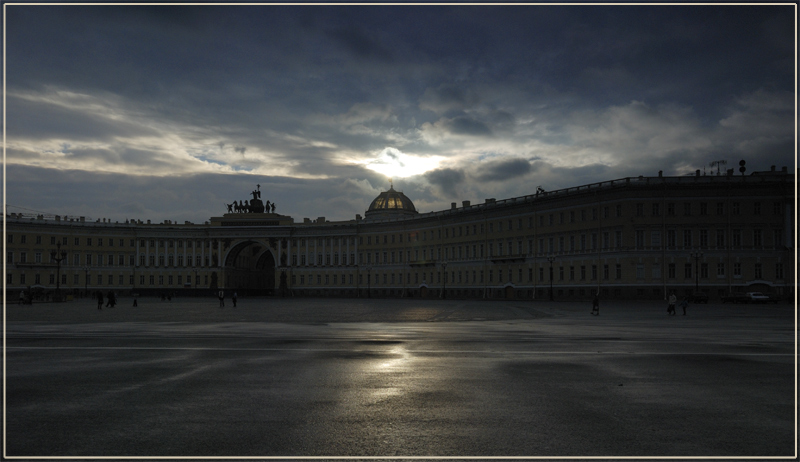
[227,184,277,214]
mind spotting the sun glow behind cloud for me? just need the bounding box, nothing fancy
[362,147,443,178]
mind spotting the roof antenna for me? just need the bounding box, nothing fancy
[389,178,393,189]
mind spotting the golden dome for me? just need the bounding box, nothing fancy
[365,185,418,218]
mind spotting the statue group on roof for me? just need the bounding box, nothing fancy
[225,184,276,214]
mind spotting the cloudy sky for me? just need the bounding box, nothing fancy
[4,4,795,223]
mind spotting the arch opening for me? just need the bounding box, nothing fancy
[224,240,275,295]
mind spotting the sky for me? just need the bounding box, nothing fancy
[3,3,796,224]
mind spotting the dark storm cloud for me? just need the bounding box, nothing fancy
[6,94,159,142]
[326,26,393,62]
[4,4,795,222]
[474,158,532,182]
[419,84,480,115]
[424,168,466,198]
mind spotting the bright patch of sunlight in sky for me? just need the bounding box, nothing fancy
[363,147,443,178]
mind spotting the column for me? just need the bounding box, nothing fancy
[346,236,350,266]
[201,240,205,267]
[288,238,292,267]
[278,238,283,266]
[183,240,187,267]
[322,238,326,266]
[305,238,309,266]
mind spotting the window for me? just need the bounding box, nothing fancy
[683,230,692,247]
[732,202,740,215]
[699,203,707,216]
[773,202,783,215]
[616,205,622,217]
[615,264,622,279]
[668,263,676,279]
[717,263,725,277]
[716,202,724,215]
[775,263,784,279]
[699,230,708,248]
[753,202,761,215]
[774,229,783,248]
[6,251,12,264]
[716,230,725,248]
[684,263,692,279]
[636,203,644,216]
[754,263,762,279]
[683,203,691,216]
[652,203,660,216]
[651,231,661,247]
[6,234,12,244]
[733,263,741,277]
[753,229,762,247]
[700,263,708,279]
[732,230,741,247]
[667,203,675,216]
[635,230,645,248]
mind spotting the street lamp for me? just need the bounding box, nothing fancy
[691,251,703,293]
[366,267,372,298]
[547,256,555,301]
[440,261,448,299]
[50,242,67,302]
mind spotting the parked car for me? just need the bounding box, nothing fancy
[745,292,770,303]
[687,292,709,303]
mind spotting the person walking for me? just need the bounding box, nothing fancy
[232,291,238,307]
[19,290,25,305]
[591,294,599,316]
[668,292,677,316]
[218,289,225,308]
[680,297,689,316]
[96,291,104,310]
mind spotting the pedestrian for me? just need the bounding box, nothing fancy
[218,289,225,308]
[591,294,599,316]
[232,291,237,307]
[133,297,138,307]
[106,290,115,308]
[19,290,25,305]
[668,292,677,316]
[97,291,104,310]
[680,297,689,316]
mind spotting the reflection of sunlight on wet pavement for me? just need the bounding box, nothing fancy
[368,345,413,404]
[374,346,410,370]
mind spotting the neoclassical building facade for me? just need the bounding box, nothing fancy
[4,167,796,301]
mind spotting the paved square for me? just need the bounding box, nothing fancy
[5,296,796,458]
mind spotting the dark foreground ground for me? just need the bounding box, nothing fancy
[4,297,796,459]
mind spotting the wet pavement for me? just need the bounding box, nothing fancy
[4,297,796,458]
